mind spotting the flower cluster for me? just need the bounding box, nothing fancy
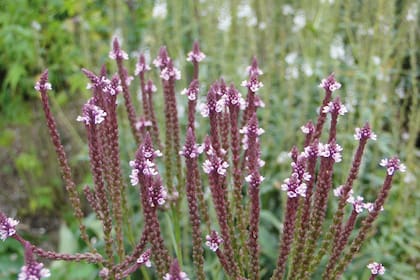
[186,41,206,63]
[135,54,151,75]
[241,73,264,92]
[367,262,386,275]
[205,230,224,252]
[18,261,51,280]
[181,79,200,101]
[319,73,341,92]
[322,98,348,116]
[136,249,152,267]
[354,124,377,141]
[379,157,406,175]
[76,100,107,125]
[0,216,19,241]
[281,173,307,198]
[318,142,343,162]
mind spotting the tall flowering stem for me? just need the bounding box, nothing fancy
[272,155,309,279]
[34,70,92,251]
[187,41,205,80]
[244,114,264,280]
[309,123,376,275]
[77,100,114,267]
[180,128,205,280]
[289,141,318,279]
[330,158,405,279]
[203,137,239,278]
[312,73,341,141]
[299,141,343,279]
[131,133,171,276]
[110,38,141,144]
[226,84,248,266]
[82,69,126,260]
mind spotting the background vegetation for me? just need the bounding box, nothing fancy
[0,0,418,279]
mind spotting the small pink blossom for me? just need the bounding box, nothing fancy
[137,249,152,267]
[354,124,377,141]
[322,98,348,115]
[181,80,200,101]
[300,121,315,134]
[367,262,385,275]
[76,102,107,125]
[34,81,52,92]
[246,57,263,76]
[0,216,19,241]
[109,38,129,60]
[18,261,51,280]
[281,173,307,198]
[187,42,206,62]
[347,195,366,213]
[160,65,181,81]
[379,158,406,175]
[318,142,343,162]
[145,80,157,93]
[319,73,341,92]
[205,230,223,252]
[241,74,264,92]
[135,54,151,75]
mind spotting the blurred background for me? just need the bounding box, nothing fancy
[0,0,418,279]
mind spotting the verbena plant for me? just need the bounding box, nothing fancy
[0,39,405,280]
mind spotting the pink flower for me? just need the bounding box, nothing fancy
[322,97,347,115]
[135,54,151,75]
[241,73,264,92]
[246,57,263,76]
[34,81,52,92]
[160,63,181,81]
[137,249,152,267]
[186,41,206,63]
[0,216,19,241]
[318,142,343,162]
[205,230,223,252]
[347,195,366,213]
[379,157,406,175]
[300,121,314,134]
[319,73,341,92]
[367,262,385,275]
[145,80,157,93]
[354,124,377,141]
[181,79,200,101]
[18,261,51,280]
[153,46,170,68]
[76,100,107,125]
[109,38,129,60]
[281,173,307,198]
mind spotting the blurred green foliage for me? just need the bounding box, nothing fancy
[0,0,419,279]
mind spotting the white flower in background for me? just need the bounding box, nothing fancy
[152,0,167,19]
[320,0,335,4]
[330,36,346,61]
[285,66,299,80]
[285,52,298,65]
[302,62,313,77]
[292,10,306,32]
[282,4,294,16]
[406,3,418,22]
[218,3,231,31]
[237,2,257,27]
[372,56,381,66]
